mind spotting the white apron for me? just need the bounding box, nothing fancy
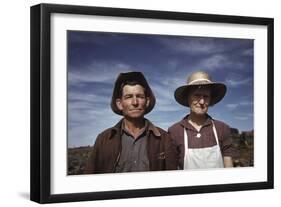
[183,121,224,169]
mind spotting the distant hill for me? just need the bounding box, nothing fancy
[68,146,92,175]
[231,129,254,167]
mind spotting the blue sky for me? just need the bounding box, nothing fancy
[67,31,254,148]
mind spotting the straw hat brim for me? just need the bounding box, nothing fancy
[174,83,226,107]
[111,72,156,115]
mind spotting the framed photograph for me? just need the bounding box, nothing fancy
[30,3,274,203]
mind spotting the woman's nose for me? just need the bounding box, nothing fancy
[198,96,205,104]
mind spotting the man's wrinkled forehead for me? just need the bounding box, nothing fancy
[121,84,146,96]
[123,84,145,91]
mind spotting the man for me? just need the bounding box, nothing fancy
[168,71,234,170]
[86,72,177,174]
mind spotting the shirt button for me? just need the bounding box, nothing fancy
[134,161,137,164]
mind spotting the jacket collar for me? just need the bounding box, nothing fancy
[109,118,161,139]
[180,114,213,130]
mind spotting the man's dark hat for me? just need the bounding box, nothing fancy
[174,71,227,107]
[111,72,156,115]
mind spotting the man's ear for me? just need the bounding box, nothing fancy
[146,97,150,108]
[116,98,123,111]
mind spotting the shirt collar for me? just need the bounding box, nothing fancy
[109,118,161,139]
[121,119,147,138]
[180,114,213,130]
[146,119,161,137]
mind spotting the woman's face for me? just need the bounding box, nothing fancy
[188,88,211,116]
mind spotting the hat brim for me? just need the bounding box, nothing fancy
[174,83,226,107]
[111,72,156,115]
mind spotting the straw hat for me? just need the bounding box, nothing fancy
[111,72,156,115]
[174,71,227,107]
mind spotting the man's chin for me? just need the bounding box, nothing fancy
[126,112,145,119]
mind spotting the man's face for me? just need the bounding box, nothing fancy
[116,84,149,119]
[188,87,211,116]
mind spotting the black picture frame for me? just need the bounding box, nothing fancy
[30,3,274,204]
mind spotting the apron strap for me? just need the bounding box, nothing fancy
[211,120,219,145]
[184,127,189,152]
[183,128,188,169]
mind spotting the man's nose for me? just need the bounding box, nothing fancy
[132,97,138,105]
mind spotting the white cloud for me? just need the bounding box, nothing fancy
[150,83,174,100]
[158,36,249,73]
[226,101,252,109]
[158,37,226,55]
[68,105,120,147]
[225,77,252,87]
[226,103,239,110]
[149,82,182,112]
[234,116,250,121]
[198,55,227,71]
[240,101,253,106]
[69,92,110,105]
[68,61,133,85]
[226,101,253,111]
[69,101,94,111]
[68,89,120,147]
[69,32,124,45]
[242,48,253,56]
